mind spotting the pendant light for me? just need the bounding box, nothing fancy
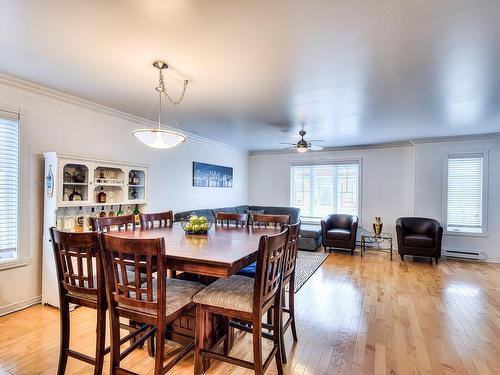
[133,61,188,149]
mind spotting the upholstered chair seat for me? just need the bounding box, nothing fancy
[193,275,254,313]
[135,278,205,316]
[404,234,434,248]
[326,228,351,241]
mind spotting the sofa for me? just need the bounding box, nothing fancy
[174,205,300,224]
[395,217,443,264]
[175,205,320,251]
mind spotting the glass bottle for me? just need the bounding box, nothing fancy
[96,186,107,203]
[64,208,75,230]
[56,208,64,229]
[132,172,140,185]
[108,205,116,217]
[126,206,132,215]
[63,188,69,201]
[133,204,140,225]
[117,205,124,216]
[69,187,82,201]
[99,206,107,218]
[88,207,96,231]
[75,206,84,232]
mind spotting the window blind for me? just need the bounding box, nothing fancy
[290,162,360,218]
[0,111,19,261]
[446,155,484,233]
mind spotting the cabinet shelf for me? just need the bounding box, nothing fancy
[63,182,88,186]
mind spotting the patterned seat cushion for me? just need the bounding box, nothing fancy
[236,262,256,278]
[193,275,254,313]
[132,278,205,317]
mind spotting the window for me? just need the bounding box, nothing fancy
[444,153,487,234]
[290,162,360,219]
[0,111,19,262]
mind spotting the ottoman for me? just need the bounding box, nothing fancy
[298,224,322,251]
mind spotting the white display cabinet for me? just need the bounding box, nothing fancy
[42,152,149,307]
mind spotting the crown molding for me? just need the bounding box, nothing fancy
[409,132,500,145]
[250,140,413,156]
[250,133,500,156]
[0,72,248,155]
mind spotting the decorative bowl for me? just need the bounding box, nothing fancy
[180,215,213,234]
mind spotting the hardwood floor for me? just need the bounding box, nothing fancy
[1,251,500,374]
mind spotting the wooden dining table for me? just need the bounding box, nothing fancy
[107,223,283,353]
[107,222,281,277]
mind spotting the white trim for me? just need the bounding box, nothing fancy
[288,157,363,223]
[442,150,489,237]
[250,133,500,156]
[0,257,30,271]
[0,295,41,316]
[0,73,248,155]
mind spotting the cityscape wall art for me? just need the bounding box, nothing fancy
[192,161,233,188]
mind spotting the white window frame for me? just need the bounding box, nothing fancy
[288,157,363,224]
[442,151,489,237]
[0,105,30,271]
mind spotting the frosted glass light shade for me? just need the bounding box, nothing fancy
[132,128,186,149]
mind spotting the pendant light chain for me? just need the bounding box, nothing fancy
[157,67,189,106]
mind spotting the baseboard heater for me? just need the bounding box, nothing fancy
[443,249,486,260]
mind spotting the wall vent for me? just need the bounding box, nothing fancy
[443,249,485,260]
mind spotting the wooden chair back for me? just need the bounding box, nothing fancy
[99,234,166,315]
[49,228,103,301]
[93,214,135,232]
[253,228,289,313]
[140,211,174,229]
[251,213,290,229]
[215,212,248,227]
[282,221,301,283]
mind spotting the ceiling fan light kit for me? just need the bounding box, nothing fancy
[132,60,188,149]
[281,129,324,153]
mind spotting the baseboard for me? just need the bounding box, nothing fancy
[0,295,41,317]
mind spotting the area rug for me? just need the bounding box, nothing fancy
[293,251,329,292]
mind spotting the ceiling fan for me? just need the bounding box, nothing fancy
[280,130,325,152]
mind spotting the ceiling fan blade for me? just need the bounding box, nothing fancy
[309,145,324,151]
[279,142,296,145]
[282,146,297,150]
[307,139,325,143]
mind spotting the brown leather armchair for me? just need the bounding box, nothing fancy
[321,214,358,254]
[396,217,443,264]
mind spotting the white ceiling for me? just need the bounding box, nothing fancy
[1,0,499,151]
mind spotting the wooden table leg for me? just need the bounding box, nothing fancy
[202,311,213,370]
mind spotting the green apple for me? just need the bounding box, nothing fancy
[201,223,208,231]
[193,224,200,232]
[184,223,192,231]
[199,216,207,223]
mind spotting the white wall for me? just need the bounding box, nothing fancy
[249,136,500,262]
[249,146,415,232]
[413,138,500,262]
[0,77,249,311]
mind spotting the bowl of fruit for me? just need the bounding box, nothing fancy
[180,214,213,234]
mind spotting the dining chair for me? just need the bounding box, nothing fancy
[233,222,301,363]
[93,214,136,232]
[277,221,301,363]
[251,213,290,229]
[192,228,289,375]
[140,210,174,229]
[49,228,149,375]
[214,212,248,227]
[237,214,291,278]
[99,233,205,375]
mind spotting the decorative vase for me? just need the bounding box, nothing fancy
[373,217,383,237]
